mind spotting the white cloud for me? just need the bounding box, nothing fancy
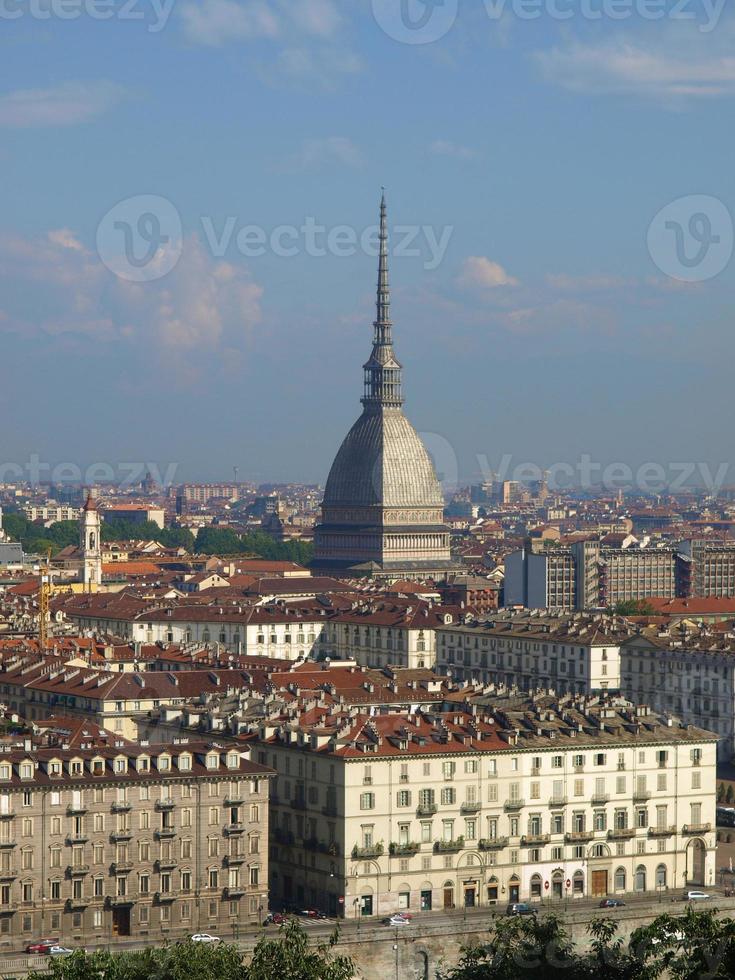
[289,0,341,38]
[430,140,475,160]
[290,136,363,169]
[458,256,519,289]
[0,81,125,128]
[535,35,735,100]
[0,229,263,362]
[179,0,279,46]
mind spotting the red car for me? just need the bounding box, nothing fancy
[26,939,60,954]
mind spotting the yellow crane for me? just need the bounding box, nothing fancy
[38,548,54,649]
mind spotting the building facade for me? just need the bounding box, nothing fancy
[0,738,272,950]
[256,696,716,918]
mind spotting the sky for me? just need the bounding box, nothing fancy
[1,0,734,490]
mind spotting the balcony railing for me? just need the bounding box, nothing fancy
[633,791,651,802]
[155,828,176,839]
[321,805,338,818]
[0,812,14,820]
[67,804,87,816]
[290,799,307,811]
[110,801,132,813]
[648,825,676,838]
[549,797,567,808]
[504,799,524,811]
[67,864,90,876]
[154,891,177,903]
[65,897,89,910]
[389,842,420,856]
[274,828,295,846]
[416,803,438,817]
[155,858,176,870]
[155,800,176,812]
[0,868,17,879]
[111,861,134,873]
[521,834,550,846]
[224,796,245,808]
[224,886,247,899]
[682,823,711,835]
[0,840,16,849]
[351,843,384,860]
[607,828,635,840]
[564,831,593,842]
[225,822,244,835]
[460,802,481,814]
[434,837,465,854]
[591,793,610,805]
[478,837,508,850]
[225,854,246,866]
[66,834,89,846]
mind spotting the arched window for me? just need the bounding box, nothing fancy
[655,864,667,888]
[614,867,626,891]
[530,874,542,898]
[591,843,606,858]
[573,871,584,895]
[635,865,647,892]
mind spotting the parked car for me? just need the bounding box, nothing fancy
[47,946,74,957]
[190,933,222,943]
[599,899,625,908]
[506,903,537,917]
[383,914,410,926]
[299,909,328,919]
[26,939,60,955]
[686,891,711,901]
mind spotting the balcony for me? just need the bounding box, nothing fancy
[521,834,550,846]
[648,825,676,838]
[224,886,246,899]
[66,834,88,846]
[389,842,420,857]
[607,828,635,840]
[478,837,508,850]
[110,830,133,842]
[416,803,438,817]
[67,864,90,876]
[224,796,245,808]
[67,804,87,816]
[110,801,132,813]
[504,799,525,812]
[633,791,651,803]
[107,895,134,907]
[225,822,245,836]
[682,823,711,835]
[351,843,384,860]
[111,861,134,873]
[225,854,246,866]
[154,891,176,903]
[549,797,567,808]
[156,857,177,871]
[460,802,481,815]
[564,831,593,842]
[155,800,175,812]
[290,798,307,811]
[591,793,610,805]
[0,812,14,821]
[434,837,464,854]
[321,805,338,818]
[0,868,17,879]
[155,828,176,839]
[65,896,89,910]
[0,840,16,849]
[274,828,294,847]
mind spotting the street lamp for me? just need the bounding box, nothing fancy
[392,942,399,980]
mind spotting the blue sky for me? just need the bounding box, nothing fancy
[1,0,734,487]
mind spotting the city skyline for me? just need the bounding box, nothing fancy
[1,2,733,485]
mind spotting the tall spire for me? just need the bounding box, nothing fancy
[362,191,403,410]
[376,189,391,341]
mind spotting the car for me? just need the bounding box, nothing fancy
[599,899,625,908]
[299,909,328,919]
[265,912,289,925]
[383,914,410,926]
[686,891,711,901]
[47,946,74,957]
[506,903,537,917]
[190,933,222,943]
[26,939,60,955]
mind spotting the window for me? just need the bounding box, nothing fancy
[397,790,411,808]
[440,788,456,805]
[360,793,375,811]
[614,867,626,891]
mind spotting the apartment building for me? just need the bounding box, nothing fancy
[679,539,735,598]
[620,624,735,760]
[435,614,628,694]
[0,735,272,949]
[254,695,716,918]
[56,593,461,669]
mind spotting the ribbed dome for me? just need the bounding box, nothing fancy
[323,407,444,509]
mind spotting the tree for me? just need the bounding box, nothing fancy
[244,919,354,980]
[631,907,735,980]
[610,600,656,616]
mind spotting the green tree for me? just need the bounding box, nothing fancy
[244,919,354,980]
[631,907,735,980]
[726,784,734,804]
[610,600,656,616]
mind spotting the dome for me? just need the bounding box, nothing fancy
[323,406,444,510]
